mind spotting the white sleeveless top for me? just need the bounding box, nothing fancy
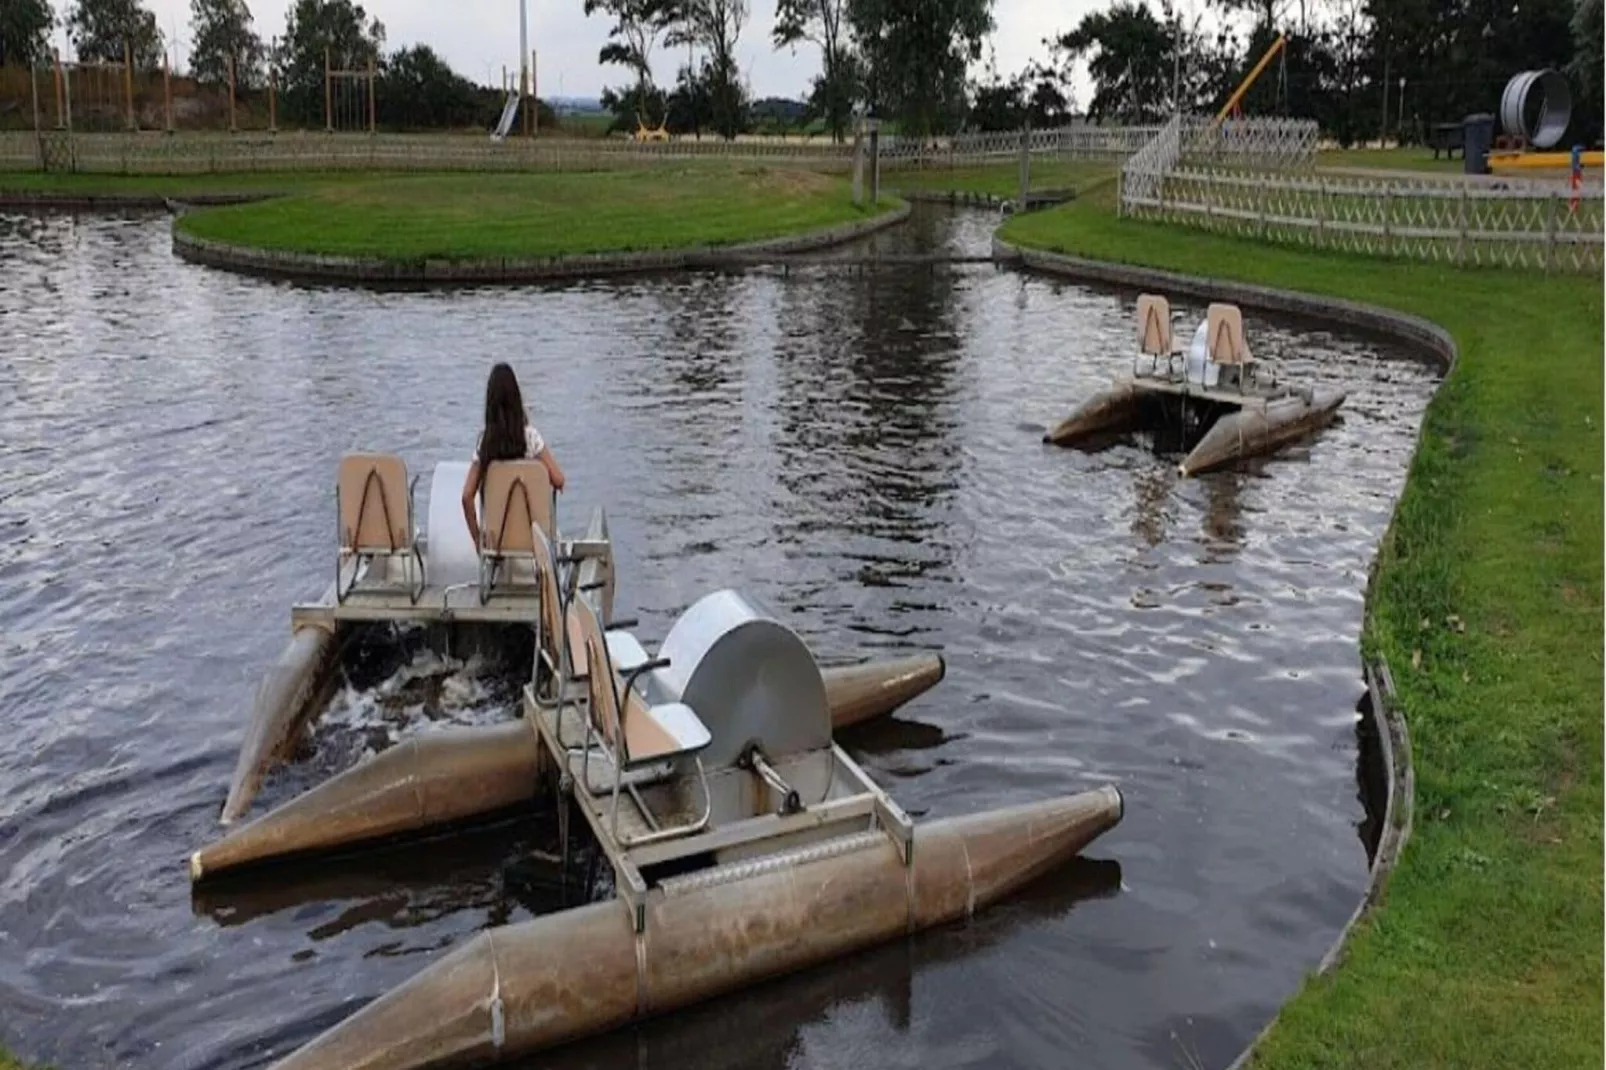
[471,423,545,464]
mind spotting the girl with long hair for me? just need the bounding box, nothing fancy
[460,362,565,545]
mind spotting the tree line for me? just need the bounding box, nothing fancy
[0,0,1598,144]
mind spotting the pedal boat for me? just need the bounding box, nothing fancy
[1045,295,1346,476]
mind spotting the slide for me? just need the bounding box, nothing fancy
[490,92,520,142]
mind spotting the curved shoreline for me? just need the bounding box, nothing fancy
[993,234,1433,1067]
[0,191,270,212]
[170,201,912,285]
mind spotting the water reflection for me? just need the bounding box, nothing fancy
[0,205,1441,1070]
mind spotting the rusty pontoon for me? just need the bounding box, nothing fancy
[242,455,1123,1070]
[1046,295,1346,476]
[197,453,947,878]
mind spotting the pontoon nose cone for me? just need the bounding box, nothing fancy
[823,653,945,729]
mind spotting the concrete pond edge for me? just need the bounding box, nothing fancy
[168,201,912,285]
[993,234,1439,1069]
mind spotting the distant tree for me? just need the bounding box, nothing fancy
[379,44,484,129]
[849,0,994,138]
[68,0,162,69]
[189,0,264,88]
[584,0,676,125]
[668,0,748,137]
[665,59,712,134]
[1568,0,1603,143]
[967,50,1024,130]
[1053,0,1175,123]
[0,0,54,67]
[277,0,384,125]
[773,0,853,140]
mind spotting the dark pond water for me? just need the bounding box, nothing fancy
[0,205,1439,1070]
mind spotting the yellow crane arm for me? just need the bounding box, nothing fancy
[1215,33,1286,125]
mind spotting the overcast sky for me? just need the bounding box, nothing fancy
[93,0,1117,103]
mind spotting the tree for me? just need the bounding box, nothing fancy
[189,0,265,89]
[1,0,54,67]
[849,0,994,138]
[773,0,853,140]
[668,0,748,137]
[379,44,485,129]
[277,0,385,125]
[68,0,162,69]
[1568,0,1602,144]
[1054,0,1176,122]
[584,0,676,125]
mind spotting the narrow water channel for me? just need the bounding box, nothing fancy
[0,204,1439,1070]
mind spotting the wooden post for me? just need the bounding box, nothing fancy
[324,48,332,132]
[29,58,42,134]
[367,55,376,134]
[124,42,135,130]
[531,50,538,138]
[269,63,277,133]
[1018,123,1030,207]
[62,53,73,132]
[1457,185,1469,265]
[53,51,64,128]
[1543,189,1559,274]
[164,50,173,133]
[870,120,880,206]
[228,54,237,132]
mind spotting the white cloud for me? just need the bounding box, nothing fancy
[114,0,1105,103]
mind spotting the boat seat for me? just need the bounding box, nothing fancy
[479,459,556,604]
[565,594,712,846]
[336,452,425,604]
[1135,293,1184,377]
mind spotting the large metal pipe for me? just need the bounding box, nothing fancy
[192,654,947,881]
[263,788,1124,1070]
[219,612,343,825]
[1500,69,1571,150]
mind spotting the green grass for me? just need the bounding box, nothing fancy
[167,167,896,260]
[0,170,358,197]
[883,160,1117,198]
[1002,189,1602,1069]
[1318,146,1469,173]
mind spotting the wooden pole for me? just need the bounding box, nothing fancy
[367,55,375,134]
[531,50,538,138]
[30,59,42,134]
[228,53,237,132]
[269,63,277,133]
[53,51,64,128]
[164,50,173,133]
[325,47,332,131]
[62,53,73,132]
[124,42,135,130]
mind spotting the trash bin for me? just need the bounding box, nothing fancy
[1463,113,1495,174]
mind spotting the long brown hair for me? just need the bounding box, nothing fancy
[477,362,528,490]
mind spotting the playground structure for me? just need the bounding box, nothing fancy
[18,48,281,135]
[1215,33,1287,126]
[324,50,375,134]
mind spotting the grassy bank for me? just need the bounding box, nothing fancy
[0,170,361,198]
[882,160,1116,198]
[168,167,893,260]
[1001,192,1603,1069]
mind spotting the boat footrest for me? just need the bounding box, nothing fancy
[656,830,887,898]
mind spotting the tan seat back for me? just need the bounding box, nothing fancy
[1205,303,1253,366]
[573,597,678,763]
[480,460,553,554]
[530,524,563,658]
[338,452,411,553]
[1136,294,1172,356]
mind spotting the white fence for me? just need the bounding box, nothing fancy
[0,122,1164,176]
[1121,164,1604,274]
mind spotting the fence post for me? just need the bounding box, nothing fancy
[125,42,135,130]
[1544,188,1559,274]
[1316,180,1326,248]
[1457,185,1468,266]
[1018,123,1030,206]
[1383,186,1394,258]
